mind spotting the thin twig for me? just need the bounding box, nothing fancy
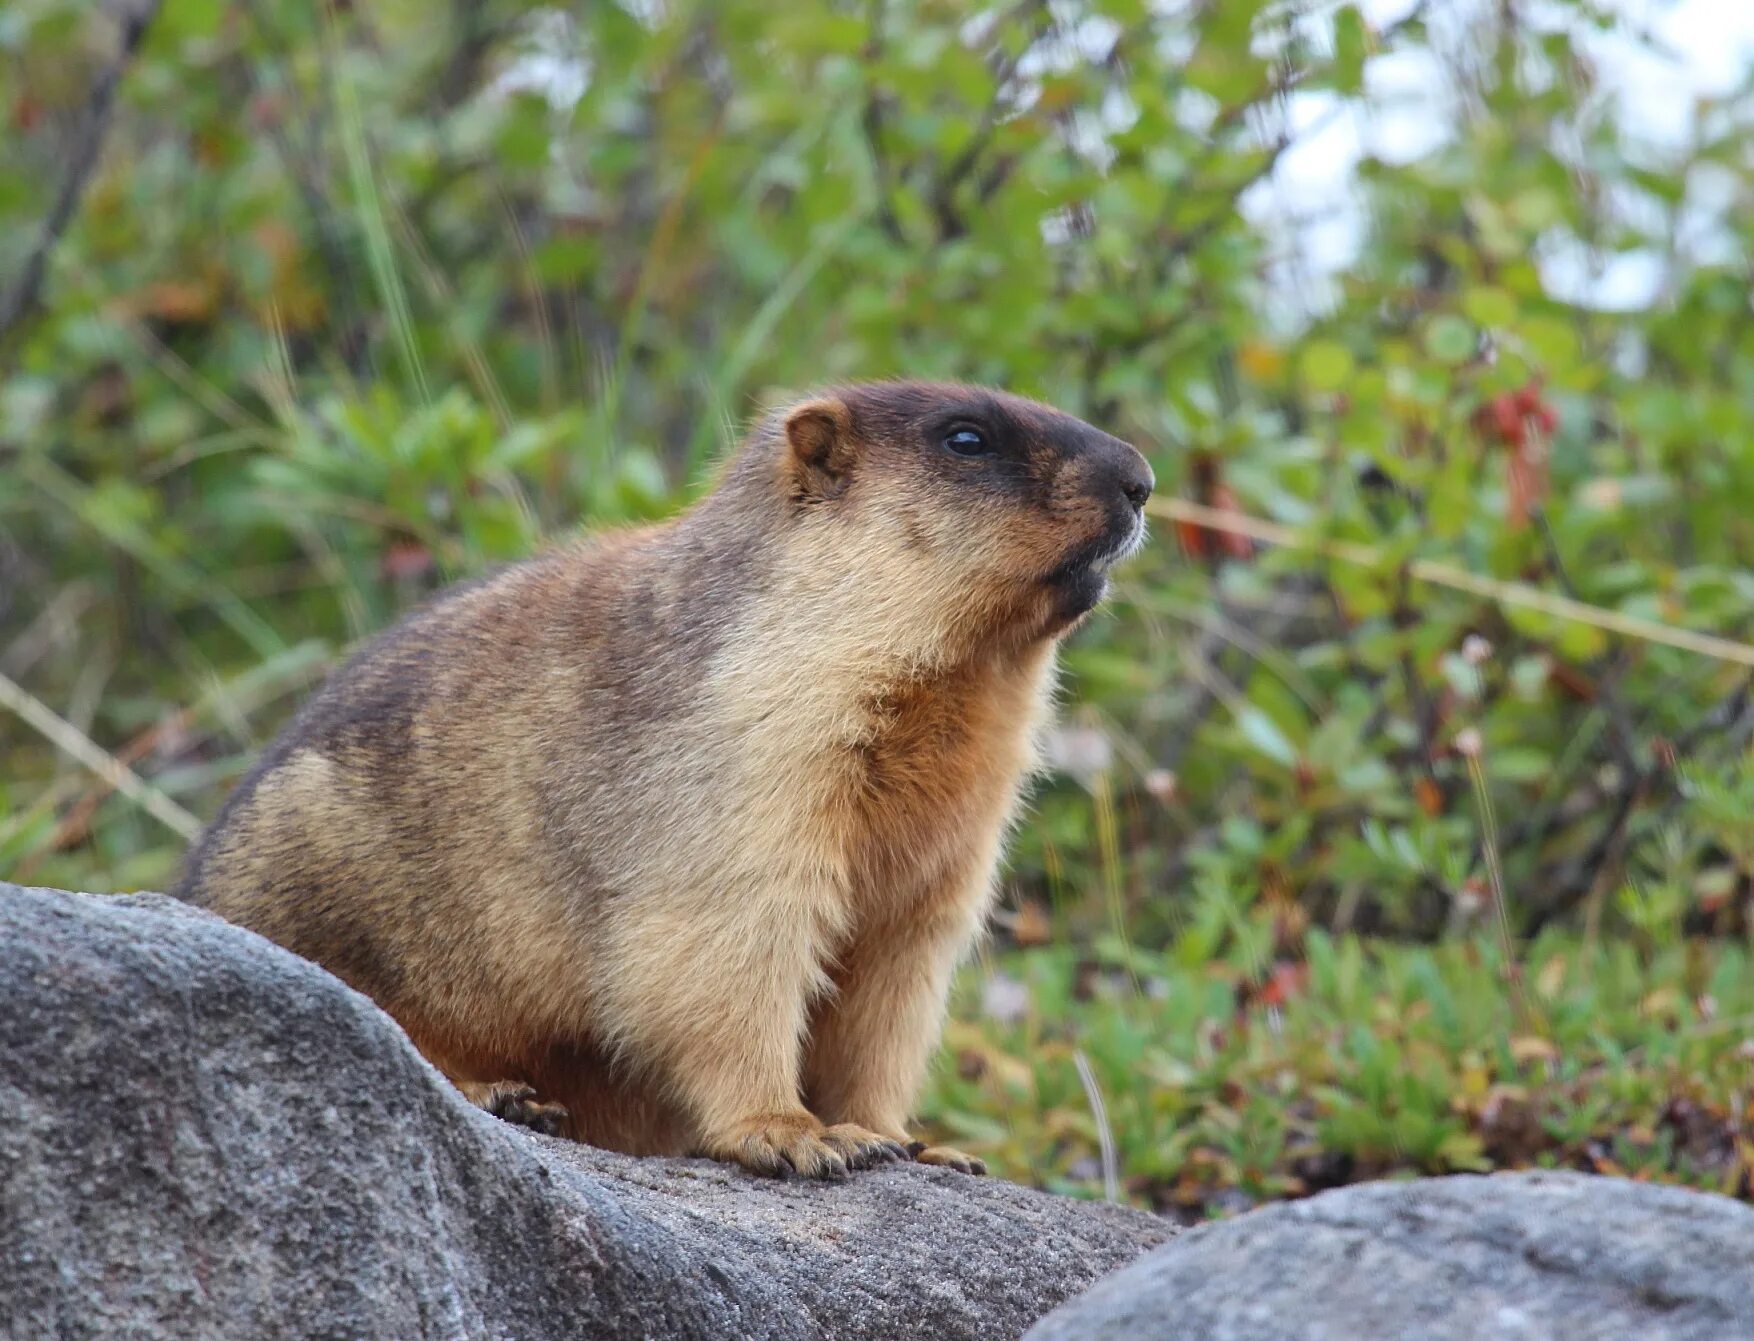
[1145,497,1754,669]
[858,0,906,244]
[0,0,163,356]
[1154,576,1316,772]
[928,0,1052,239]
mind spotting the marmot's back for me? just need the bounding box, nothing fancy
[180,555,583,1019]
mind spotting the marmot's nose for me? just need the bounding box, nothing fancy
[1120,461,1154,510]
[1102,442,1154,512]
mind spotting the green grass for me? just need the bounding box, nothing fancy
[922,932,1754,1219]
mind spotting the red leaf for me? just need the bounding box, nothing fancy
[380,539,434,581]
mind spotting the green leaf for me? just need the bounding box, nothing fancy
[1423,316,1476,364]
[1462,286,1517,328]
[1331,6,1368,94]
[1520,316,1580,372]
[1235,706,1299,768]
[1301,340,1356,392]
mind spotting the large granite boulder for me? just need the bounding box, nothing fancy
[0,884,1170,1340]
[1024,1168,1754,1341]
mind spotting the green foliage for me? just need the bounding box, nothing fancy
[3,0,1751,1204]
[926,933,1754,1215]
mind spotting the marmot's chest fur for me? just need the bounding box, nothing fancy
[830,656,1050,908]
[181,380,1151,1180]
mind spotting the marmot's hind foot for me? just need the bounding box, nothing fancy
[465,1081,570,1137]
[907,1141,987,1175]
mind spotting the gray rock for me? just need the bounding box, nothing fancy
[1024,1169,1754,1341]
[0,884,1170,1341]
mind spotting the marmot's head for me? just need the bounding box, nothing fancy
[764,381,1153,655]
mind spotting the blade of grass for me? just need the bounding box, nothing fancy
[1072,1048,1122,1204]
[328,13,430,405]
[1122,588,1322,712]
[44,638,331,849]
[684,211,861,468]
[387,196,513,429]
[20,456,285,659]
[499,193,561,415]
[595,115,726,454]
[1457,728,1536,1034]
[0,668,200,841]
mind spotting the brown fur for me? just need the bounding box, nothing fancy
[180,381,1152,1179]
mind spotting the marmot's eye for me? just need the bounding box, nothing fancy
[942,426,990,457]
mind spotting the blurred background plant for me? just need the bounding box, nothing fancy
[3,0,1751,1214]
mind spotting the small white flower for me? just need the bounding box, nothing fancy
[1143,768,1179,803]
[1043,725,1113,782]
[981,972,1031,1025]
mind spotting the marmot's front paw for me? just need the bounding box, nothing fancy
[701,1111,852,1180]
[906,1141,988,1175]
[820,1123,911,1169]
[473,1081,571,1137]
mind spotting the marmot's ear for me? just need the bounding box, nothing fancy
[783,397,856,501]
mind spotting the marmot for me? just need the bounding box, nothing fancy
[180,381,1152,1179]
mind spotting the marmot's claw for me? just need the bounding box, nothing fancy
[820,1123,910,1170]
[480,1082,571,1137]
[704,1113,852,1180]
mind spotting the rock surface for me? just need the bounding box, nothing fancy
[1024,1168,1754,1341]
[0,884,1170,1341]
